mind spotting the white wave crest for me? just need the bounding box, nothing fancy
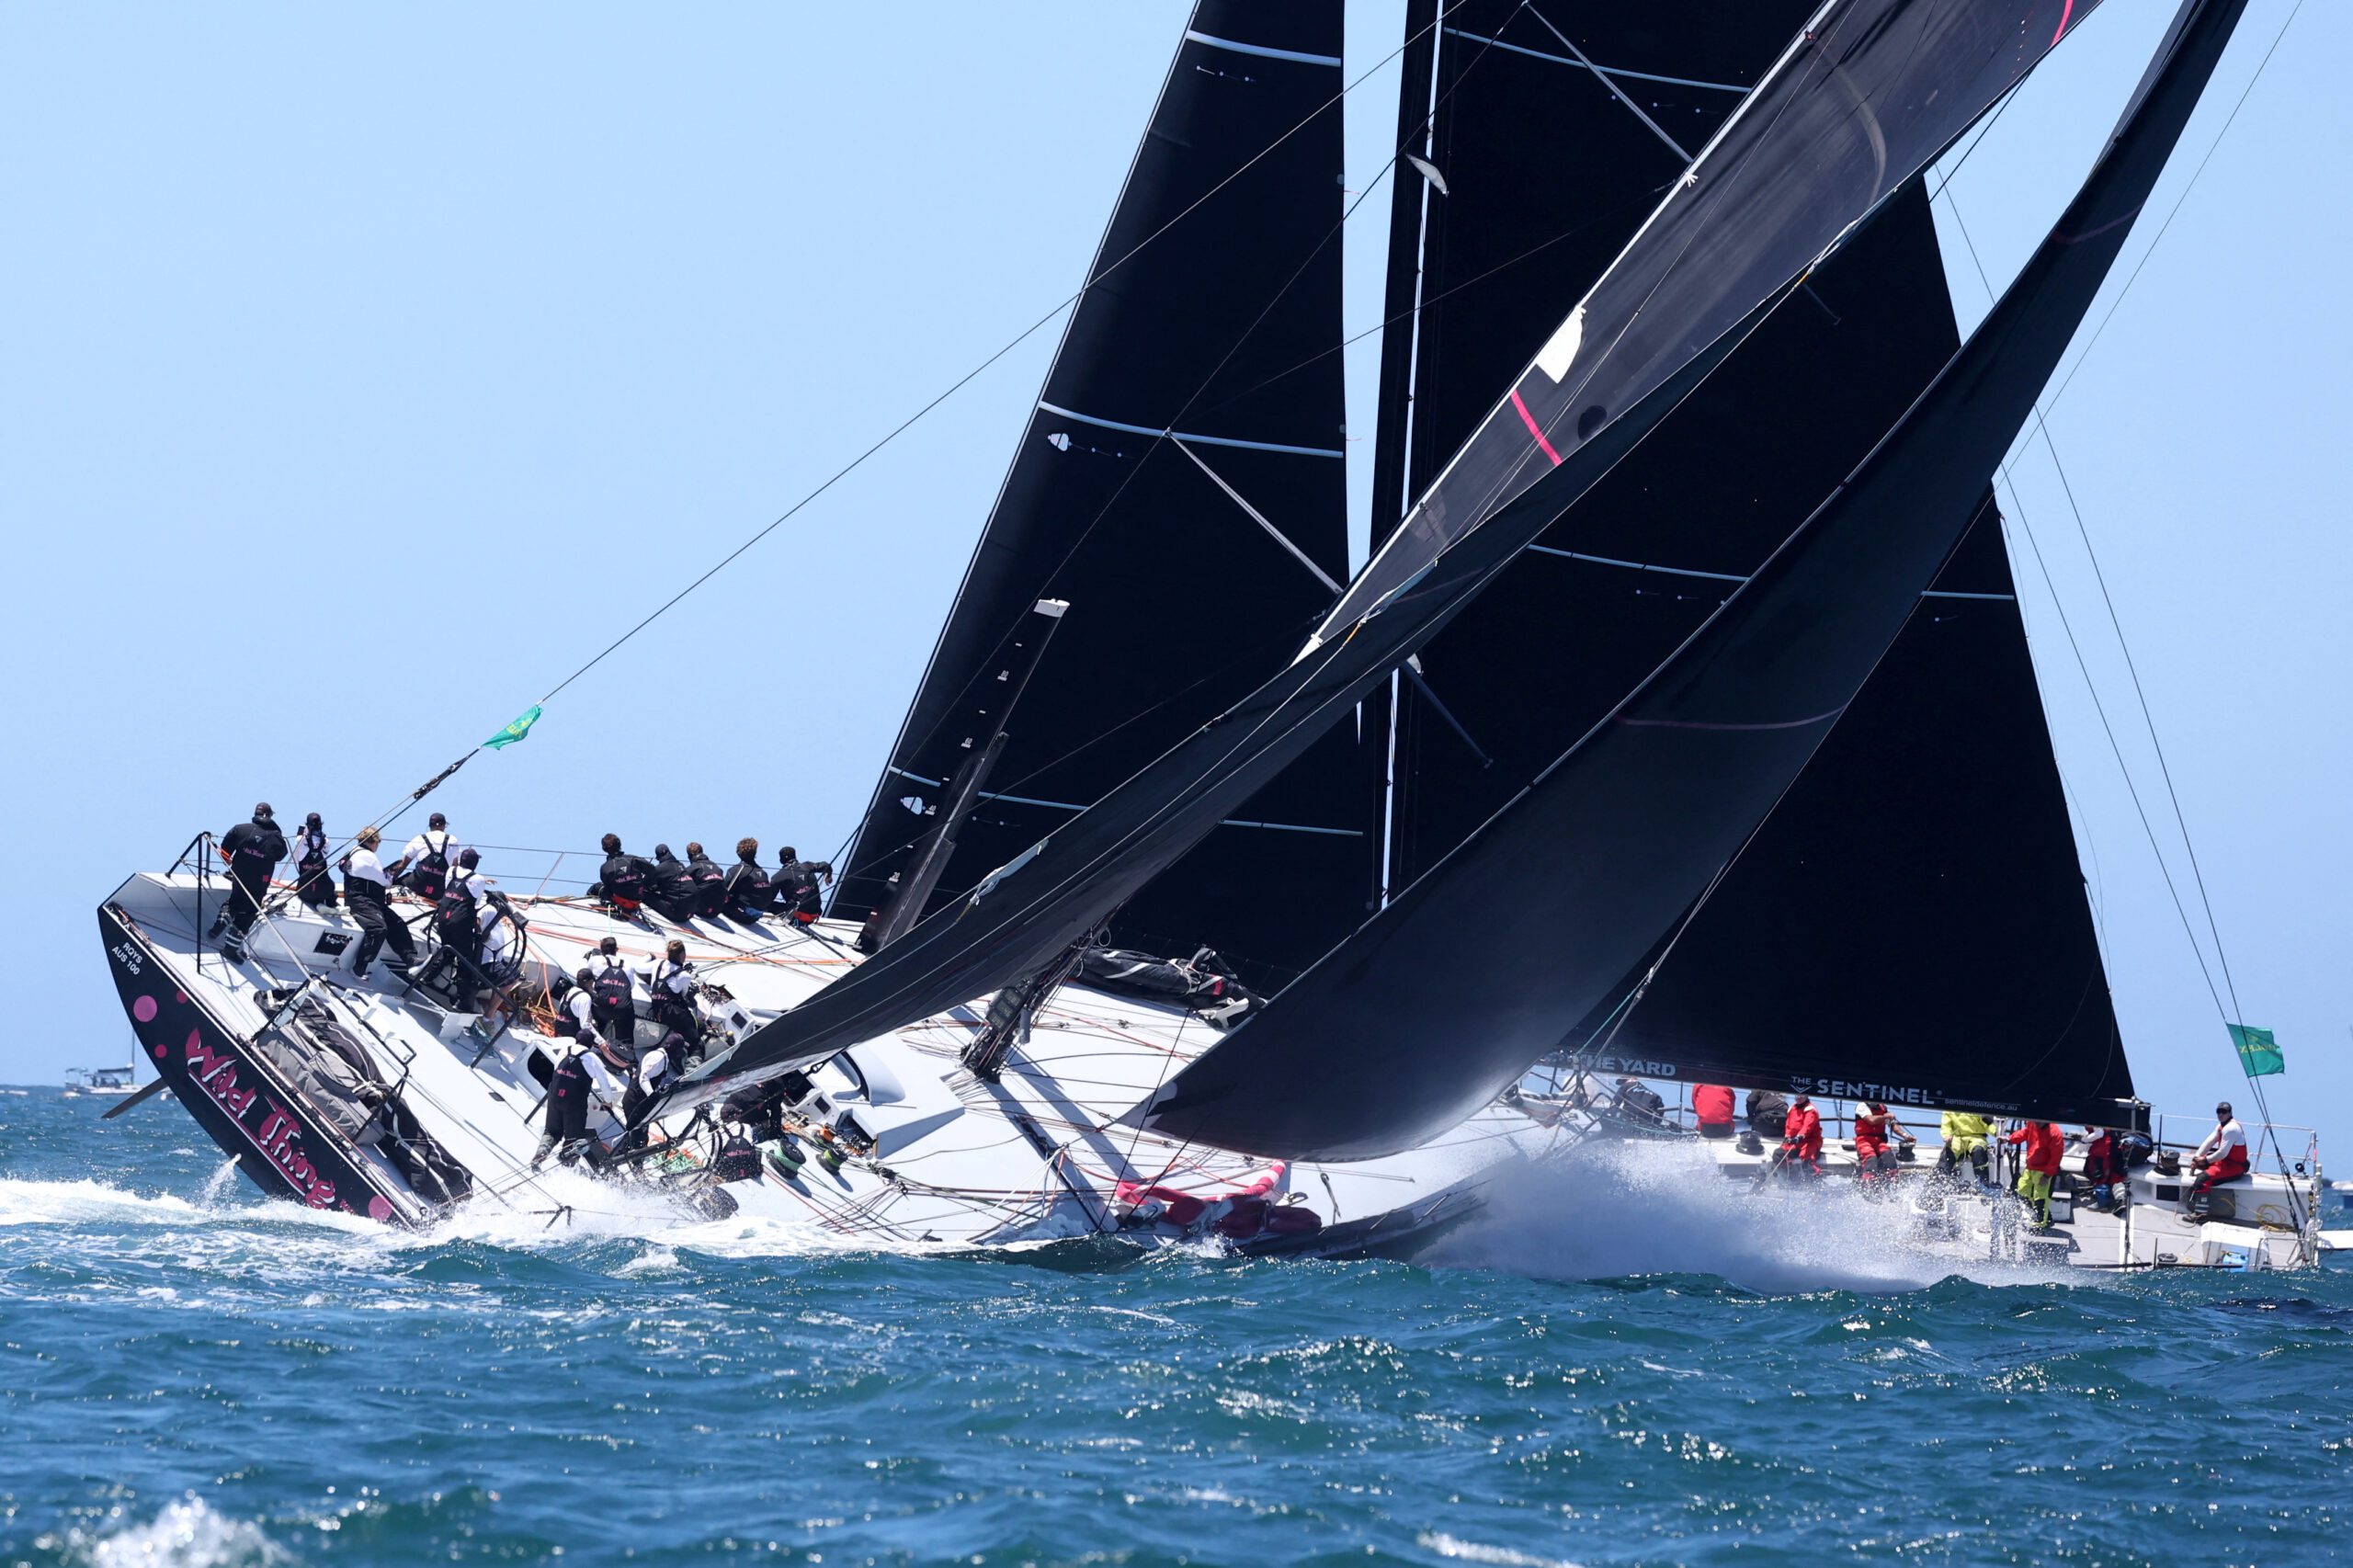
[44,1495,287,1567]
[0,1176,204,1229]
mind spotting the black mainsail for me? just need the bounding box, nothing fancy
[680,0,2115,1109]
[828,3,1370,983]
[1134,0,2245,1159]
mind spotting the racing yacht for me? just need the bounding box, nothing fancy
[94,1,2306,1266]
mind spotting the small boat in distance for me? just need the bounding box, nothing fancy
[63,1065,138,1097]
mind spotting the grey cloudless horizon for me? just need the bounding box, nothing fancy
[3,3,2343,1157]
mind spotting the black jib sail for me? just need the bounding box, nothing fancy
[828,3,1370,985]
[1131,0,2245,1160]
[1560,508,2129,1121]
[676,0,2113,1110]
[1371,6,2122,1106]
[1322,0,2101,641]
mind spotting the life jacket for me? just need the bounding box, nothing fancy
[435,871,482,937]
[724,861,768,911]
[551,1050,593,1098]
[601,854,649,908]
[224,819,286,881]
[410,831,452,901]
[714,1133,762,1183]
[590,960,635,1015]
[296,828,328,874]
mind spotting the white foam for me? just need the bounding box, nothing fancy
[1435,1136,2072,1293]
[0,1177,203,1229]
[46,1495,286,1567]
[1418,1531,1586,1568]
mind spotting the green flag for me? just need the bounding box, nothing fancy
[2226,1023,2284,1077]
[483,704,543,751]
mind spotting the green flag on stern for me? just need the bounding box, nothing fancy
[2226,1023,2284,1077]
[483,704,543,751]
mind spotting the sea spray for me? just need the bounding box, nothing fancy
[1435,1134,2074,1292]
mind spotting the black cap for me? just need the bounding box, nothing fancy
[458,847,480,869]
[577,1028,600,1048]
[654,843,672,858]
[428,812,447,828]
[254,802,274,819]
[598,936,618,955]
[2217,1101,2234,1117]
[304,811,322,828]
[574,967,594,988]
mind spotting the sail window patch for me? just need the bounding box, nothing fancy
[1533,307,1586,382]
[1036,401,1342,460]
[1181,30,1342,68]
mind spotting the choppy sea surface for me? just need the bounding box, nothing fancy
[3,1088,2347,1567]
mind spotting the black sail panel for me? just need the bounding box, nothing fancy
[1324,0,2102,638]
[1133,0,2245,1159]
[832,4,1370,983]
[1571,511,2129,1118]
[681,0,2140,1108]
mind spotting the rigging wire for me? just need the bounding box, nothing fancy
[1930,0,2311,1219]
[529,4,1477,713]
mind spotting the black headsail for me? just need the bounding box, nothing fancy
[1372,7,2122,1106]
[1132,0,2246,1160]
[676,0,2107,1110]
[829,4,1370,984]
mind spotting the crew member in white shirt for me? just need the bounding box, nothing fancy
[338,826,418,979]
[2187,1100,2251,1211]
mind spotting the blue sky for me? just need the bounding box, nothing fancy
[4,3,2342,1154]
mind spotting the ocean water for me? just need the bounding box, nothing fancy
[2,1089,2346,1568]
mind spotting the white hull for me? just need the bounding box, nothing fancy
[98,870,1576,1255]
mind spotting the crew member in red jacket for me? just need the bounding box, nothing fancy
[1780,1095,1824,1177]
[1693,1084,1736,1141]
[2006,1119,2065,1228]
[1853,1101,1915,1185]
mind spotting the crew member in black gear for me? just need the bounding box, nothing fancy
[722,836,771,921]
[595,833,655,917]
[586,936,638,1052]
[291,811,336,911]
[645,937,701,1062]
[531,1029,601,1168]
[415,847,490,996]
[1612,1076,1666,1127]
[1745,1088,1790,1139]
[646,844,699,923]
[683,841,727,919]
[768,846,834,926]
[615,1031,684,1162]
[339,827,417,979]
[211,802,288,961]
[712,1122,763,1182]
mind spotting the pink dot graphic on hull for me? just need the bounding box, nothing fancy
[132,995,158,1022]
[368,1197,394,1221]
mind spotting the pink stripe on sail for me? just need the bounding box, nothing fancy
[2052,0,2075,47]
[1510,387,1563,466]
